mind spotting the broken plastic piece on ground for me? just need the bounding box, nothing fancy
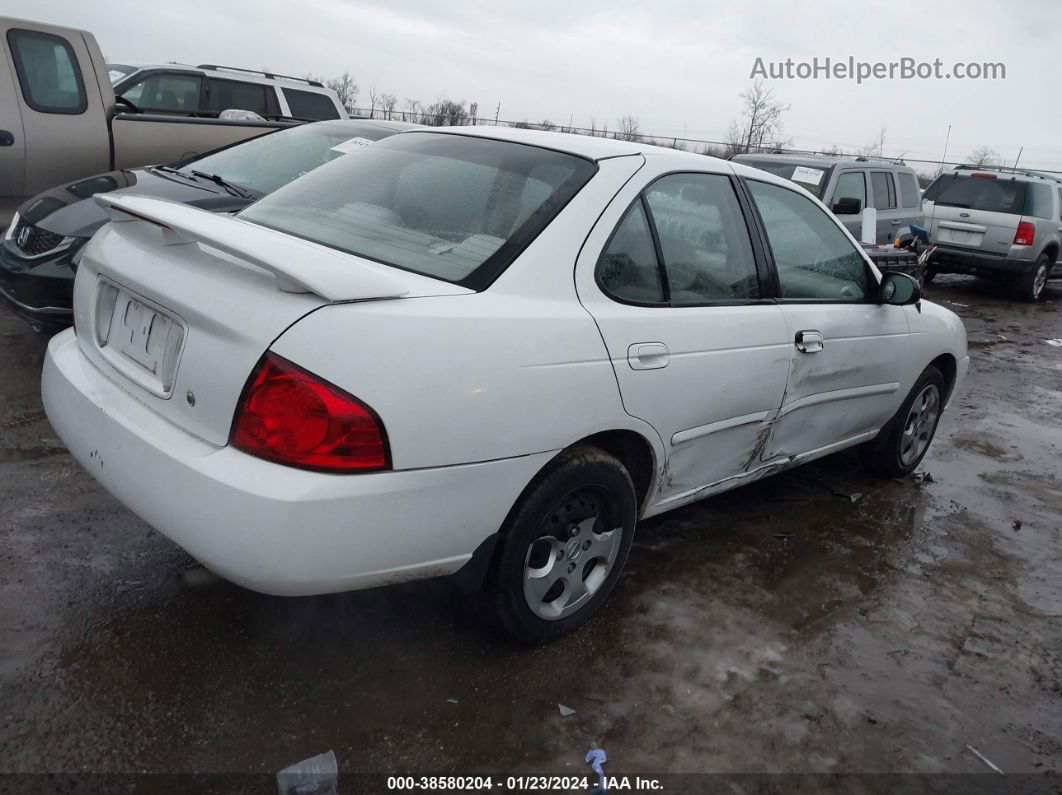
[1044,339,1062,347]
[586,748,607,793]
[558,703,576,717]
[965,744,1003,774]
[447,698,458,703]
[914,472,935,485]
[277,750,339,795]
[849,492,863,503]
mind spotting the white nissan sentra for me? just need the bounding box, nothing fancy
[42,127,968,643]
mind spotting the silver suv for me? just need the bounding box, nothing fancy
[730,153,924,244]
[923,166,1061,302]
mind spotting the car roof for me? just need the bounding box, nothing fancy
[948,166,1062,184]
[732,152,913,171]
[113,62,334,92]
[403,125,726,165]
[312,118,420,134]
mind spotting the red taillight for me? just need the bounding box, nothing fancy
[970,172,997,180]
[1014,221,1035,247]
[230,353,389,472]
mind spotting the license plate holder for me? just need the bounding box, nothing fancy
[939,227,983,246]
[97,279,185,397]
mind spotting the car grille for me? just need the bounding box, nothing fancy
[14,223,65,257]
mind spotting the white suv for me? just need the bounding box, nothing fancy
[108,63,346,121]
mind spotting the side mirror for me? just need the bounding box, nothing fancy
[832,196,862,215]
[879,271,921,305]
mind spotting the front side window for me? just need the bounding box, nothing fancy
[241,133,597,288]
[283,88,341,120]
[870,171,897,210]
[120,72,202,111]
[7,29,87,114]
[832,171,866,214]
[205,79,270,116]
[748,179,869,301]
[644,174,759,303]
[597,201,664,304]
[897,171,922,208]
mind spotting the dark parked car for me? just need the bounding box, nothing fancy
[1,118,414,331]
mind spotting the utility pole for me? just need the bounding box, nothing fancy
[494,102,500,125]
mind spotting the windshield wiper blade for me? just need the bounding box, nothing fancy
[190,170,253,199]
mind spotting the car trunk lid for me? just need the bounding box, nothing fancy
[925,174,1025,253]
[73,196,470,446]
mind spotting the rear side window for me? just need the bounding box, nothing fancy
[1025,183,1054,220]
[748,179,869,301]
[598,202,665,304]
[240,133,597,289]
[6,29,87,114]
[925,174,1028,215]
[120,72,203,112]
[870,172,897,210]
[644,174,759,303]
[206,78,270,116]
[283,88,341,120]
[897,171,922,208]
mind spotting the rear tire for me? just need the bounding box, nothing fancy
[1014,254,1051,303]
[862,366,945,478]
[483,446,636,644]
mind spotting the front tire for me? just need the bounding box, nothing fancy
[1014,254,1052,303]
[483,446,637,644]
[862,366,945,478]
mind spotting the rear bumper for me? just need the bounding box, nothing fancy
[929,245,1035,276]
[43,330,553,596]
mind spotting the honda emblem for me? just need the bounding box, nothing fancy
[16,226,30,248]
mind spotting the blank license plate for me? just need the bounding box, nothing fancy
[938,228,983,246]
[99,282,185,396]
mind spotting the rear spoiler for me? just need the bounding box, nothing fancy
[95,194,410,302]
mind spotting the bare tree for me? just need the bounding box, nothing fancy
[537,119,557,132]
[725,80,789,154]
[404,98,421,123]
[380,93,398,120]
[367,84,379,119]
[325,71,358,114]
[967,146,1001,167]
[857,122,887,158]
[616,115,641,142]
[421,99,469,127]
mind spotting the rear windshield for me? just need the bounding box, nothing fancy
[185,121,400,196]
[923,173,1029,215]
[733,159,830,198]
[240,133,597,288]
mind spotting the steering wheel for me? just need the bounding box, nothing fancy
[114,96,139,114]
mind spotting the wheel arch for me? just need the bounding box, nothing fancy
[928,352,958,404]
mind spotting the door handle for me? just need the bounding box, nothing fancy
[627,342,669,370]
[795,330,824,353]
[0,130,13,147]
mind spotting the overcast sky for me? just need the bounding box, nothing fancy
[10,0,1062,171]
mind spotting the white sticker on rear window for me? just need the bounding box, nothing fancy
[330,137,374,154]
[791,166,825,186]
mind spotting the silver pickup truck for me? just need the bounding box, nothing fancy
[0,16,306,224]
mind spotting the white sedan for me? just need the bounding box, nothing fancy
[42,127,968,643]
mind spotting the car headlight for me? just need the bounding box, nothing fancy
[3,212,19,240]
